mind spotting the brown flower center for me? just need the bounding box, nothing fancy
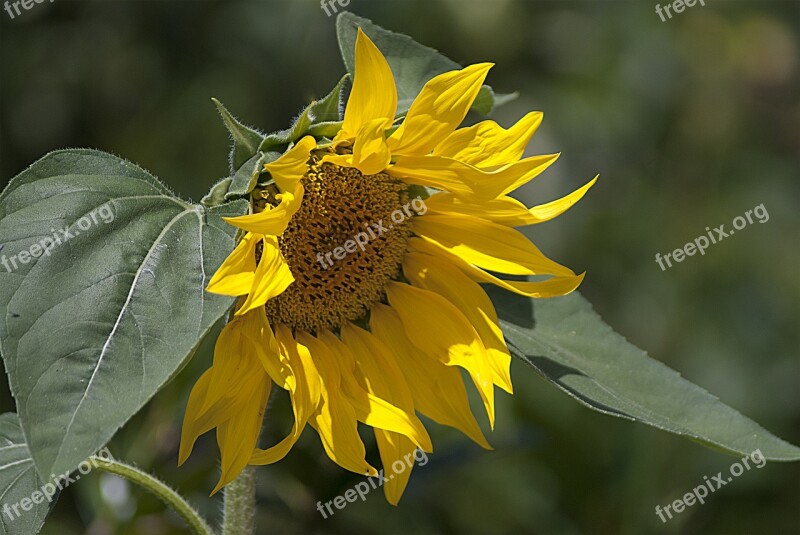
[264,157,412,333]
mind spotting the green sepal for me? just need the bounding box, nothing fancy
[306,73,349,123]
[259,75,349,153]
[224,152,277,201]
[471,86,520,116]
[201,177,233,208]
[212,98,265,172]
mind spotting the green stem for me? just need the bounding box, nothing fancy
[91,456,215,535]
[222,467,256,535]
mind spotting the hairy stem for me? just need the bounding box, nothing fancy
[91,456,214,535]
[222,467,256,535]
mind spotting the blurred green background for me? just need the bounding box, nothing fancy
[1,0,799,534]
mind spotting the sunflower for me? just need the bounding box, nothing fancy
[179,28,596,503]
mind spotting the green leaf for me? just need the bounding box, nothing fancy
[0,149,247,479]
[490,290,800,461]
[212,98,265,172]
[0,413,51,535]
[336,12,516,116]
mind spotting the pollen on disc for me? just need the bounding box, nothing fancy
[265,158,412,333]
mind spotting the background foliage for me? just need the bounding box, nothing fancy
[1,0,798,534]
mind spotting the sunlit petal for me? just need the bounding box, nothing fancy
[388,153,559,199]
[371,304,491,449]
[386,281,496,428]
[403,252,513,394]
[337,28,397,141]
[413,213,575,277]
[434,111,543,167]
[425,176,597,227]
[387,63,493,156]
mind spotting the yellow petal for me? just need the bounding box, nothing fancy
[352,118,392,174]
[409,237,586,298]
[433,111,543,167]
[235,235,294,316]
[179,369,236,466]
[339,324,433,452]
[371,304,491,449]
[206,232,258,296]
[425,177,597,227]
[519,176,597,224]
[387,63,493,157]
[403,252,513,394]
[322,117,392,176]
[182,311,272,493]
[338,28,397,142]
[413,214,575,277]
[239,308,290,388]
[388,153,559,199]
[223,136,314,235]
[200,317,255,414]
[222,183,304,236]
[183,312,272,453]
[213,377,271,494]
[263,136,316,191]
[314,330,432,452]
[310,403,377,476]
[386,281,496,429]
[375,431,417,505]
[250,325,321,465]
[296,331,376,476]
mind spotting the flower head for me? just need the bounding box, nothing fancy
[180,27,595,503]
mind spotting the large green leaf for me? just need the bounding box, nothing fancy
[0,150,247,478]
[490,289,800,461]
[0,413,51,535]
[336,12,517,116]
